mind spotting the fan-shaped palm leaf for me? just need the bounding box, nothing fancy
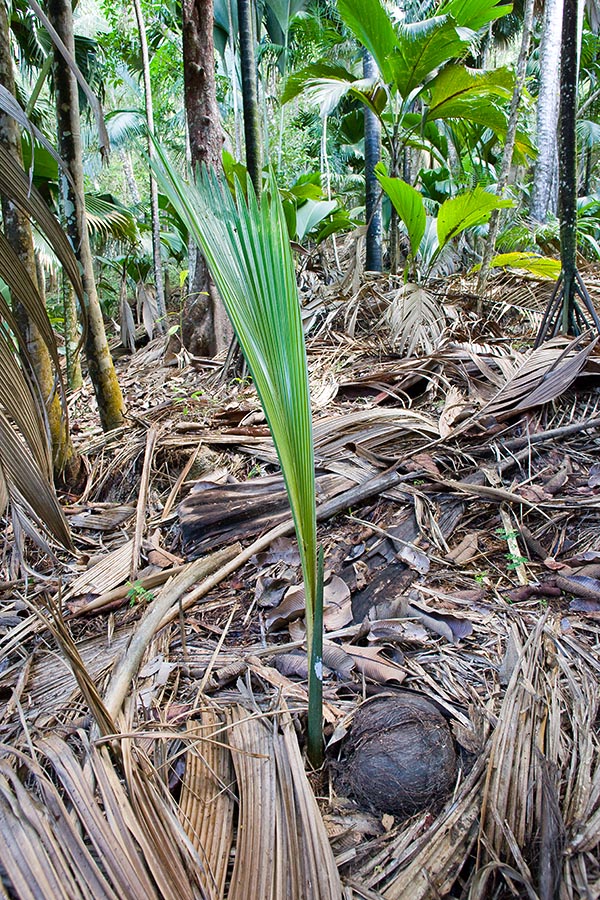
[151,144,323,763]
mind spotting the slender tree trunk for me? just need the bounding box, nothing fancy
[63,276,83,389]
[182,0,232,356]
[237,0,262,195]
[0,0,74,474]
[363,50,382,272]
[558,0,578,329]
[48,0,125,432]
[132,0,166,333]
[530,0,563,222]
[389,133,401,274]
[119,149,141,205]
[477,0,536,303]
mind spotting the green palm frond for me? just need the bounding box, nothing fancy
[151,144,323,762]
[85,193,139,242]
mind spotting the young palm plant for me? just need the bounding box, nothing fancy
[152,143,324,765]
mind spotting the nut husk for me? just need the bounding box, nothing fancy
[336,693,458,819]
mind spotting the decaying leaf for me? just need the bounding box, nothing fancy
[265,584,306,632]
[385,283,446,357]
[341,644,405,683]
[447,532,479,565]
[407,601,473,643]
[438,386,468,438]
[367,618,429,645]
[322,574,352,631]
[478,335,598,420]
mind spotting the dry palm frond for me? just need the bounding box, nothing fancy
[225,703,342,900]
[475,335,598,420]
[179,712,236,899]
[0,737,160,900]
[385,283,446,357]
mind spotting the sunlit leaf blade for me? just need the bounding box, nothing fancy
[295,199,338,242]
[427,65,513,118]
[472,252,561,280]
[151,146,317,637]
[152,144,322,758]
[337,0,399,85]
[375,164,426,257]
[438,0,513,31]
[437,187,513,248]
[282,64,386,118]
[85,194,138,242]
[388,17,468,99]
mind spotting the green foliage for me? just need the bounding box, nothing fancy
[151,143,323,765]
[472,252,561,279]
[376,167,514,277]
[126,580,154,606]
[375,164,425,257]
[436,186,513,246]
[222,153,355,245]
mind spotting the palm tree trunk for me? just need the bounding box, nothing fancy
[558,0,578,329]
[132,0,166,333]
[47,0,125,432]
[363,49,382,272]
[0,0,74,474]
[237,0,262,195]
[530,0,563,222]
[182,0,232,356]
[477,0,535,303]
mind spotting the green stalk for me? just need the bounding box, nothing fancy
[307,546,324,767]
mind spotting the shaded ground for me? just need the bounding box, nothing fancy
[1,268,600,899]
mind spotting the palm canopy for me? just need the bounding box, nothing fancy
[283,0,519,166]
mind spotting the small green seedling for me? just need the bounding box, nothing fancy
[126,580,154,607]
[505,553,528,571]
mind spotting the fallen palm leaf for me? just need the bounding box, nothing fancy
[478,335,598,419]
[385,283,446,358]
[179,713,235,899]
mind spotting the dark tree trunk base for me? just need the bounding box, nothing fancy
[534,270,600,347]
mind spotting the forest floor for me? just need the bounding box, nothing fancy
[1,263,600,899]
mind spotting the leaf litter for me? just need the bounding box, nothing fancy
[1,266,600,898]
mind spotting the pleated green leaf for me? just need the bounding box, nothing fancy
[151,145,322,758]
[375,164,426,258]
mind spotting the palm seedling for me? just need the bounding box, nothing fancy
[151,143,324,766]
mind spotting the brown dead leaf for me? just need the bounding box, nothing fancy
[403,453,442,478]
[588,464,600,489]
[323,575,352,631]
[438,386,467,438]
[447,532,479,565]
[255,576,290,609]
[407,602,473,643]
[518,485,551,503]
[569,598,600,616]
[265,584,306,632]
[147,548,183,568]
[367,618,428,645]
[340,644,405,684]
[323,642,355,679]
